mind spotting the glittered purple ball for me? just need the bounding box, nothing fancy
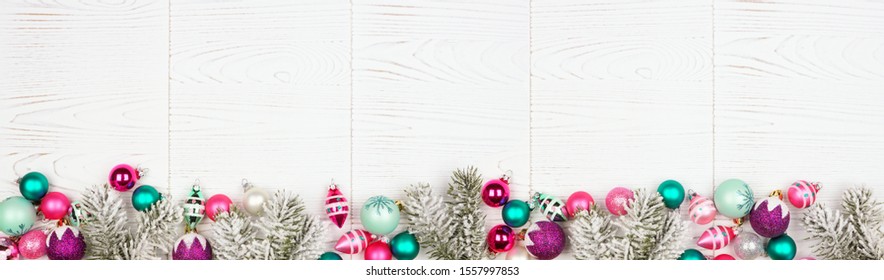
[172,233,212,260]
[749,197,790,238]
[46,226,86,260]
[525,221,565,260]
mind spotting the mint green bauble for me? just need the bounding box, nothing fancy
[390,231,420,260]
[360,196,400,236]
[0,196,37,236]
[132,185,161,212]
[678,249,706,260]
[657,180,685,209]
[19,171,49,202]
[714,179,754,218]
[319,252,343,260]
[767,234,797,260]
[502,200,531,227]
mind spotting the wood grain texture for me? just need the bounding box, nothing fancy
[351,0,530,259]
[531,0,714,258]
[169,0,351,249]
[0,0,169,218]
[713,0,884,259]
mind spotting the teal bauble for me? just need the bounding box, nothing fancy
[0,196,37,236]
[19,171,49,202]
[714,179,754,218]
[360,196,400,236]
[767,234,797,260]
[319,251,343,260]
[657,180,685,209]
[390,231,420,260]
[132,185,161,212]
[678,249,707,260]
[502,200,531,227]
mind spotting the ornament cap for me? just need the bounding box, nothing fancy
[812,182,823,191]
[242,178,254,191]
[394,200,404,212]
[501,170,513,183]
[769,189,783,200]
[192,179,201,192]
[136,165,149,178]
[733,217,744,226]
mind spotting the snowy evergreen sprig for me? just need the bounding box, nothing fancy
[403,183,457,259]
[123,197,180,260]
[803,186,884,260]
[212,208,262,260]
[253,190,326,260]
[569,204,619,260]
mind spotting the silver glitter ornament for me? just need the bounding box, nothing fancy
[733,232,764,260]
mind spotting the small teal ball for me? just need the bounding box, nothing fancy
[132,185,161,212]
[19,172,49,202]
[0,196,38,236]
[502,200,531,227]
[360,196,400,236]
[657,180,686,209]
[767,234,797,260]
[678,249,707,260]
[319,252,343,260]
[390,231,420,260]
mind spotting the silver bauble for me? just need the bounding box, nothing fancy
[733,232,764,260]
[243,185,269,216]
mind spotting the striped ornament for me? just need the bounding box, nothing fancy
[335,229,373,254]
[325,184,349,228]
[787,180,820,209]
[697,225,735,250]
[532,192,568,222]
[688,193,717,225]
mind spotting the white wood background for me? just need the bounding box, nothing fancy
[1,0,882,260]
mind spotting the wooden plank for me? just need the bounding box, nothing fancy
[0,1,169,213]
[713,0,884,259]
[169,0,351,251]
[351,0,530,259]
[531,0,714,258]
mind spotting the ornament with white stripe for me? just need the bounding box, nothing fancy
[687,190,716,225]
[531,192,568,222]
[697,225,737,250]
[335,229,374,254]
[787,180,821,209]
[325,182,349,229]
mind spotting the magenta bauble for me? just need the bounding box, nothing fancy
[525,221,565,260]
[335,229,374,254]
[487,224,515,253]
[481,178,510,207]
[17,230,47,259]
[1,237,19,260]
[749,197,790,238]
[325,184,349,228]
[697,225,735,250]
[713,254,736,260]
[605,187,634,216]
[39,192,71,220]
[172,233,212,260]
[46,226,86,260]
[688,191,717,225]
[565,191,594,218]
[108,164,141,192]
[205,194,232,222]
[787,180,820,209]
[364,241,393,260]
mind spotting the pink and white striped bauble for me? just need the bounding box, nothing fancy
[787,180,821,209]
[697,225,735,250]
[688,191,717,225]
[325,184,349,228]
[335,229,373,254]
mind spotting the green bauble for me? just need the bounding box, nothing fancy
[714,179,755,218]
[19,171,49,202]
[132,185,161,212]
[678,249,707,260]
[502,200,531,227]
[390,231,420,260]
[360,196,400,235]
[319,252,343,260]
[657,180,685,209]
[0,196,37,236]
[767,234,797,260]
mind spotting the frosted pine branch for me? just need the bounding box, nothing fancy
[616,189,666,260]
[648,210,687,260]
[80,184,128,260]
[447,166,487,260]
[213,208,262,260]
[253,190,324,260]
[569,204,619,260]
[803,203,853,260]
[403,183,457,260]
[125,197,180,260]
[803,186,884,260]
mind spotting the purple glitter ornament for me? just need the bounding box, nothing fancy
[749,197,790,238]
[46,226,86,260]
[525,221,565,260]
[172,233,212,260]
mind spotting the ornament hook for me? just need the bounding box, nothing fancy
[329,178,337,190]
[501,170,513,183]
[242,178,252,191]
[192,179,201,192]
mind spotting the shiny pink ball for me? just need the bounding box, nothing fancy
[1,237,19,260]
[205,194,232,222]
[481,178,510,207]
[364,241,393,260]
[787,180,820,209]
[108,164,140,192]
[17,230,47,259]
[40,192,71,220]
[565,191,595,218]
[605,187,634,216]
[487,224,516,253]
[713,254,736,260]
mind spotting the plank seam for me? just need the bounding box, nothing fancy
[349,0,355,261]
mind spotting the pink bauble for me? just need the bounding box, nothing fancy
[698,225,735,250]
[335,229,374,254]
[1,237,19,260]
[364,241,393,260]
[688,192,717,225]
[565,191,595,218]
[605,187,634,216]
[525,221,565,260]
[18,230,48,259]
[487,224,515,253]
[108,164,140,192]
[713,254,736,260]
[40,192,71,220]
[787,180,820,209]
[205,194,232,221]
[481,178,510,207]
[799,257,816,260]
